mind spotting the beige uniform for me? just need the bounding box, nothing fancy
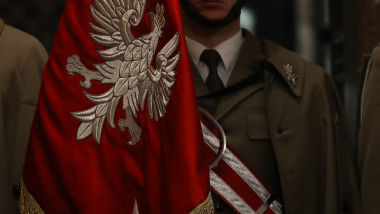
[193,31,360,213]
[358,44,380,214]
[0,19,48,213]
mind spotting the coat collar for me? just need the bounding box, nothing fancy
[262,37,305,97]
[213,33,265,120]
[214,32,306,119]
[226,30,305,97]
[191,30,306,120]
[225,30,264,87]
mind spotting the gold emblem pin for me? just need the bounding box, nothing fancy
[283,64,298,87]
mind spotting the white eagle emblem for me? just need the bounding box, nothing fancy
[66,0,180,145]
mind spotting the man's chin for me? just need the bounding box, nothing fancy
[181,0,240,29]
[199,12,229,22]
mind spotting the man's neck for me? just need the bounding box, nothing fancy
[182,15,241,48]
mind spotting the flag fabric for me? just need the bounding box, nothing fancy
[21,0,212,213]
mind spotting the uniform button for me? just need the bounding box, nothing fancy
[12,184,21,199]
[276,128,284,134]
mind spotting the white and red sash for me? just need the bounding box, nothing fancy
[201,119,283,214]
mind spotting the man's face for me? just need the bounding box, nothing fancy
[187,0,239,21]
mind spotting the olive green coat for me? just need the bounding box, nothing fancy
[0,19,48,214]
[193,32,359,213]
[357,44,380,214]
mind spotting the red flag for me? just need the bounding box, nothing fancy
[22,0,212,213]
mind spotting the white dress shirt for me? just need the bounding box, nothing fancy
[185,30,244,86]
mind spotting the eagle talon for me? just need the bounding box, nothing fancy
[79,81,92,89]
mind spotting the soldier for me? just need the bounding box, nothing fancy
[357,44,380,214]
[180,0,360,213]
[0,19,48,213]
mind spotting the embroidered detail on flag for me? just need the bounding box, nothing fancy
[20,180,44,214]
[189,192,214,214]
[66,0,181,145]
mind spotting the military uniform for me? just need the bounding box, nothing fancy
[357,44,380,214]
[0,19,48,213]
[192,31,359,213]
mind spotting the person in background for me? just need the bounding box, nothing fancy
[0,18,48,213]
[180,0,360,213]
[357,43,380,214]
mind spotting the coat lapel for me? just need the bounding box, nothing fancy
[191,61,218,114]
[191,62,209,96]
[214,33,265,120]
[215,82,265,120]
[264,39,305,97]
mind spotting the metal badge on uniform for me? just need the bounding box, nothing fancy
[283,64,298,87]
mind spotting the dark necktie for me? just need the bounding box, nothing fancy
[200,49,224,93]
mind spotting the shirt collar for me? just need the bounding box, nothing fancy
[185,29,243,71]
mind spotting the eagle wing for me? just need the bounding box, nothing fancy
[139,33,180,121]
[90,0,147,61]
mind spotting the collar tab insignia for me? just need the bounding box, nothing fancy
[283,64,298,87]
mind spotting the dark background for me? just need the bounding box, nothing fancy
[1,0,379,136]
